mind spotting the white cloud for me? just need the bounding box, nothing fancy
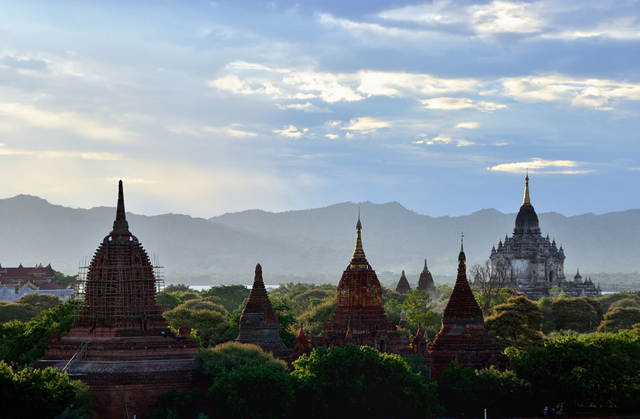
[208,75,281,95]
[421,97,506,111]
[342,117,390,133]
[473,1,543,34]
[273,125,304,138]
[203,126,258,137]
[0,103,129,140]
[455,122,479,129]
[0,144,123,160]
[281,102,332,113]
[282,72,363,103]
[488,158,590,174]
[414,134,474,147]
[357,71,477,97]
[325,134,339,139]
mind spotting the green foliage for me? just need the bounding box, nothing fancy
[0,299,78,367]
[200,285,250,312]
[610,297,640,310]
[484,296,544,350]
[549,297,598,332]
[164,284,191,293]
[597,291,640,314]
[510,332,640,412]
[269,282,336,315]
[195,341,287,378]
[156,292,183,312]
[164,302,226,348]
[298,297,336,337]
[152,387,199,419]
[16,293,62,312]
[438,364,534,417]
[208,365,295,419]
[0,301,40,323]
[474,287,518,317]
[269,296,298,348]
[53,270,79,289]
[598,307,640,333]
[0,362,79,418]
[292,345,438,418]
[401,289,438,329]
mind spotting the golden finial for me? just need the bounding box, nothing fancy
[523,169,531,206]
[350,208,368,269]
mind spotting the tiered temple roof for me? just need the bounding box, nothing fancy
[417,259,439,297]
[34,181,199,419]
[428,237,507,380]
[395,270,411,294]
[236,263,291,358]
[314,214,417,356]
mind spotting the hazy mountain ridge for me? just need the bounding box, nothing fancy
[0,195,638,283]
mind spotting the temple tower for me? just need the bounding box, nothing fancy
[417,259,439,298]
[236,263,290,359]
[395,270,411,294]
[34,181,199,419]
[314,214,417,357]
[429,236,507,380]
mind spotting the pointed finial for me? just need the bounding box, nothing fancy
[111,180,130,235]
[424,259,427,268]
[458,232,466,266]
[350,211,368,269]
[254,263,264,282]
[523,170,531,206]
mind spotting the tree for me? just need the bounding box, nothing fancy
[510,332,640,413]
[200,285,250,312]
[164,284,191,293]
[598,307,640,333]
[401,289,438,329]
[208,366,295,419]
[549,297,598,332]
[484,296,544,350]
[0,302,40,323]
[195,341,287,378]
[53,270,79,289]
[269,296,298,348]
[16,293,62,312]
[155,292,182,312]
[164,303,226,348]
[292,345,438,419]
[152,387,199,419]
[299,297,336,337]
[471,259,513,317]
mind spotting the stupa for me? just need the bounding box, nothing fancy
[417,259,439,298]
[428,235,507,380]
[34,181,199,419]
[314,213,419,357]
[236,263,291,359]
[395,270,411,294]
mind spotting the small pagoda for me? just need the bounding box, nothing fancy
[395,270,411,294]
[314,214,421,358]
[236,263,291,359]
[34,181,199,419]
[428,235,508,380]
[417,259,439,298]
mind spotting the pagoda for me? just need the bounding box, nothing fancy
[417,259,439,298]
[34,181,199,419]
[394,270,411,294]
[428,236,507,380]
[314,214,418,357]
[236,263,291,359]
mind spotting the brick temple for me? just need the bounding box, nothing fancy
[313,214,428,361]
[428,237,508,380]
[236,263,291,359]
[34,181,199,419]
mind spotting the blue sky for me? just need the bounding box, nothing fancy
[1,0,639,218]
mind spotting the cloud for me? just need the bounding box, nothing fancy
[325,134,339,139]
[0,144,123,160]
[342,117,390,133]
[273,125,305,138]
[488,158,590,174]
[203,125,258,137]
[413,134,474,147]
[280,102,332,113]
[357,72,478,97]
[455,122,479,129]
[0,103,129,140]
[473,1,543,34]
[282,72,363,103]
[208,75,281,95]
[421,97,506,111]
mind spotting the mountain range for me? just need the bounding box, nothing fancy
[0,195,638,285]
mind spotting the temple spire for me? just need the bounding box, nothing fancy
[111,180,130,235]
[350,209,368,269]
[458,232,466,266]
[523,170,531,206]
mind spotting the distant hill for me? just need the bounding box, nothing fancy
[0,195,638,285]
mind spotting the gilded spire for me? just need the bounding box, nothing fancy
[111,180,130,235]
[350,209,368,269]
[523,170,531,206]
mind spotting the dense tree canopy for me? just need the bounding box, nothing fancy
[598,307,640,333]
[484,296,544,350]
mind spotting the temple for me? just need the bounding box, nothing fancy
[428,236,508,380]
[0,263,74,301]
[312,214,428,362]
[488,173,600,300]
[417,259,439,298]
[33,181,199,419]
[236,263,291,359]
[394,270,411,294]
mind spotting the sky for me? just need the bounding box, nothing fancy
[1,0,639,218]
